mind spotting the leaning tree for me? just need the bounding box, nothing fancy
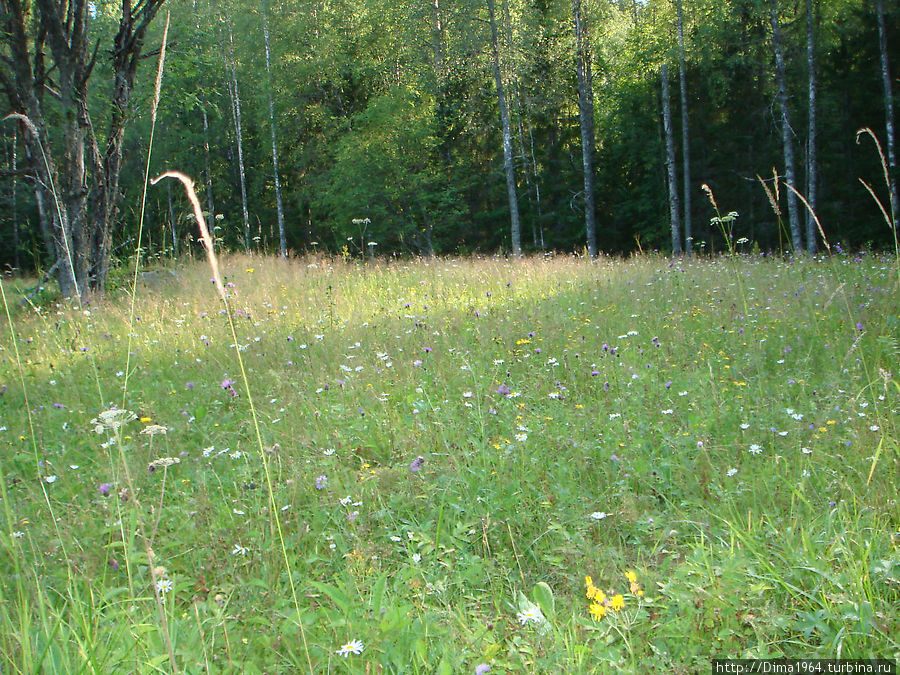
[0,0,166,300]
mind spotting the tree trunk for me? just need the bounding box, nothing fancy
[487,0,522,257]
[676,0,692,255]
[805,0,818,253]
[193,0,216,223]
[1,0,165,300]
[573,0,598,257]
[770,6,803,253]
[167,177,178,257]
[661,64,682,255]
[261,0,287,257]
[9,127,20,271]
[876,0,899,232]
[224,13,251,251]
[500,0,542,250]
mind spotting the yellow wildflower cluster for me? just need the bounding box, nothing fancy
[584,571,643,621]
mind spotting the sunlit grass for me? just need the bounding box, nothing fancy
[1,251,898,672]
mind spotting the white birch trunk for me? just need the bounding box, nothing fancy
[661,64,682,255]
[676,0,692,255]
[261,0,287,257]
[876,0,899,232]
[487,0,522,257]
[573,0,598,257]
[770,7,803,253]
[225,15,251,251]
[805,0,818,253]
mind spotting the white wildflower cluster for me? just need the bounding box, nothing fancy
[91,409,137,434]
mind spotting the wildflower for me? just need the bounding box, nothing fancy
[98,482,113,496]
[624,570,637,584]
[340,495,353,505]
[141,424,167,436]
[589,602,607,620]
[515,433,528,442]
[727,468,738,477]
[315,475,328,489]
[475,665,491,675]
[516,608,542,625]
[155,578,173,594]
[589,511,611,521]
[609,594,625,611]
[336,639,364,657]
[148,457,180,471]
[409,456,425,472]
[749,444,762,455]
[91,408,137,433]
[44,475,57,483]
[232,543,248,556]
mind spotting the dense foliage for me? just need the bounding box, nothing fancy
[1,0,898,272]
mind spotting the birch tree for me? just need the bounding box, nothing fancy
[261,0,286,257]
[193,0,216,222]
[805,0,818,252]
[487,0,522,256]
[573,0,598,257]
[661,63,682,254]
[223,10,251,251]
[770,4,803,253]
[876,0,898,231]
[676,0,692,254]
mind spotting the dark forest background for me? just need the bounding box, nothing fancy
[2,0,898,275]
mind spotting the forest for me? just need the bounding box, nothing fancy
[1,0,898,293]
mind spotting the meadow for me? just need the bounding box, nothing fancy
[0,251,898,673]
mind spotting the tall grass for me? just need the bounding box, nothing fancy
[1,248,897,672]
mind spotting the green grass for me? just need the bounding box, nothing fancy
[1,251,898,673]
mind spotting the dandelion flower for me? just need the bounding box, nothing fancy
[335,638,364,657]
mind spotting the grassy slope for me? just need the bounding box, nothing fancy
[0,252,898,673]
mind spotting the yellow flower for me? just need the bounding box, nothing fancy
[584,575,594,588]
[589,602,607,620]
[609,594,625,612]
[624,570,637,584]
